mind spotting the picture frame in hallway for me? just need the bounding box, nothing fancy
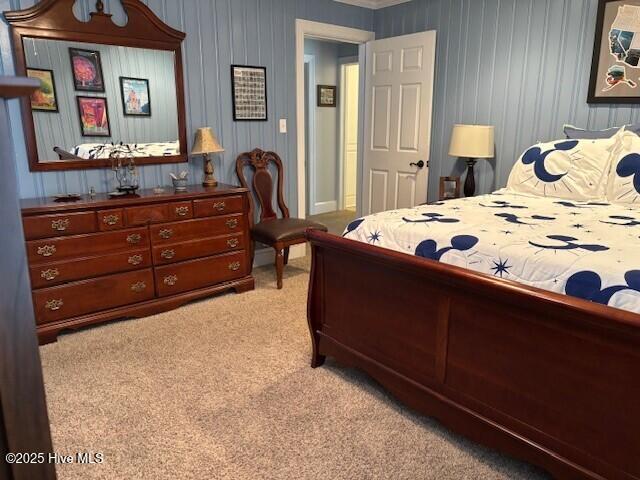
[231,65,268,121]
[588,0,640,103]
[317,85,337,107]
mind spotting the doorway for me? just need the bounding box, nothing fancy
[303,38,360,233]
[295,20,374,237]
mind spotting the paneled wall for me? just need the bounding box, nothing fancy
[1,0,374,204]
[374,0,640,200]
[25,38,178,161]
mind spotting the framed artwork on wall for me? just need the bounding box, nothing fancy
[26,68,58,112]
[76,96,111,137]
[120,77,151,116]
[231,65,267,121]
[69,47,105,92]
[317,85,337,107]
[588,0,640,103]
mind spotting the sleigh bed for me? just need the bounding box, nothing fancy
[306,133,640,479]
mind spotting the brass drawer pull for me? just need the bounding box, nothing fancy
[102,214,120,226]
[163,275,178,286]
[127,233,142,244]
[37,245,57,257]
[51,218,70,231]
[227,238,239,248]
[161,249,176,260]
[228,261,241,271]
[175,206,190,216]
[226,218,238,229]
[41,268,59,281]
[130,281,147,293]
[45,299,63,311]
[213,201,226,211]
[159,229,173,239]
[128,254,143,266]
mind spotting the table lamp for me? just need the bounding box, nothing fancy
[192,127,224,187]
[448,124,495,197]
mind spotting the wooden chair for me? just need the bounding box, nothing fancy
[236,148,327,289]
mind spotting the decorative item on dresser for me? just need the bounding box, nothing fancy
[448,124,495,197]
[235,149,327,289]
[21,185,255,344]
[192,127,224,187]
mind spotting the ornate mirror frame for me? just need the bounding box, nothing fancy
[4,0,187,171]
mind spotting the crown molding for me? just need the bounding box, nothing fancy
[333,0,411,10]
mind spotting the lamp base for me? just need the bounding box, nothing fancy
[202,154,218,187]
[464,158,477,197]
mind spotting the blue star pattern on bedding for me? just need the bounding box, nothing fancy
[342,191,640,313]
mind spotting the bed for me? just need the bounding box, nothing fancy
[306,133,640,480]
[54,140,180,160]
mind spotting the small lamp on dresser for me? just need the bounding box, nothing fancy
[448,124,495,197]
[192,127,224,187]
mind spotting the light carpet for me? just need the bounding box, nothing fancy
[40,257,550,479]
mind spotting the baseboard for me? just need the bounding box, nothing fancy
[311,200,338,215]
[253,244,306,267]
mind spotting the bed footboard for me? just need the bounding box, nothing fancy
[306,230,640,480]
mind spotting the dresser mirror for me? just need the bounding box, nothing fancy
[5,0,187,171]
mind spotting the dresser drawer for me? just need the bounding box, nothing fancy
[27,227,149,264]
[193,195,244,218]
[155,251,247,297]
[97,209,124,231]
[124,201,193,227]
[150,214,244,245]
[23,211,97,240]
[30,248,151,288]
[33,269,154,324]
[152,233,245,265]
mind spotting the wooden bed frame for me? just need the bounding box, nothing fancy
[306,230,640,480]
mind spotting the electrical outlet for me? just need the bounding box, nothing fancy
[279,119,287,134]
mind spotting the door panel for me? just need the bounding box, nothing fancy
[343,63,359,211]
[363,31,436,214]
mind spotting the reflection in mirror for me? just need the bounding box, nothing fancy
[24,37,179,162]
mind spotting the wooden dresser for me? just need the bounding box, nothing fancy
[20,184,254,344]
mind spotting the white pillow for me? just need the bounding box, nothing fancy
[505,137,616,200]
[606,129,640,203]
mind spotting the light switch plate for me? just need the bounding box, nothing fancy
[279,119,287,134]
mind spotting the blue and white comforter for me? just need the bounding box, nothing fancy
[343,191,640,314]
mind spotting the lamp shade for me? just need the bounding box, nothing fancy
[191,127,224,155]
[448,124,495,158]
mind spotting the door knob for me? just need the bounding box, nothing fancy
[410,160,425,169]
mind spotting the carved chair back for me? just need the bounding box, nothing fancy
[236,149,290,227]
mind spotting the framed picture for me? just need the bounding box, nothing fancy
[26,68,58,112]
[317,85,337,107]
[76,96,110,137]
[439,176,461,201]
[69,47,105,92]
[588,0,640,103]
[120,77,151,116]
[231,65,267,121]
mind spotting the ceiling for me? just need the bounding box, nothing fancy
[333,0,412,10]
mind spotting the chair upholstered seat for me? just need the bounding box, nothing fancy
[252,218,327,243]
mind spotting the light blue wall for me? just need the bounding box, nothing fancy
[2,0,374,205]
[374,0,638,201]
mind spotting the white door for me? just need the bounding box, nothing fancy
[362,31,436,214]
[343,63,359,211]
